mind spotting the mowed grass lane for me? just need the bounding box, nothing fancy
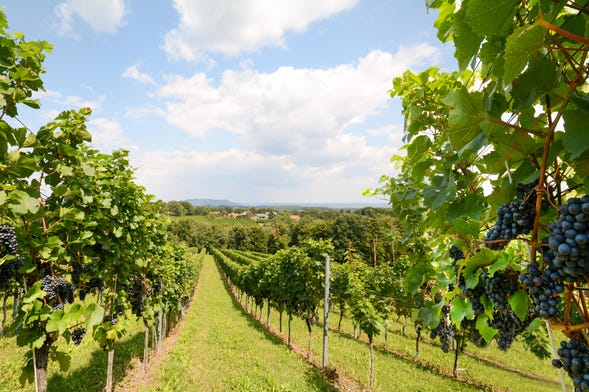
[146,255,336,392]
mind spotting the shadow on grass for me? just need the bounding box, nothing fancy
[328,326,497,392]
[47,330,145,392]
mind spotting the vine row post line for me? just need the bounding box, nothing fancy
[323,254,330,369]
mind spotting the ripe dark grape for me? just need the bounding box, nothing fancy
[546,195,589,282]
[449,246,464,262]
[0,225,21,289]
[41,275,75,310]
[430,303,454,352]
[553,338,589,391]
[485,200,535,250]
[482,267,520,312]
[489,309,530,350]
[0,224,18,255]
[71,327,86,345]
[519,261,563,320]
[0,258,22,289]
[128,276,150,316]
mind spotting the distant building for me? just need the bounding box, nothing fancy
[290,215,301,221]
[253,212,270,220]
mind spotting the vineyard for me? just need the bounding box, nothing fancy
[2,1,589,391]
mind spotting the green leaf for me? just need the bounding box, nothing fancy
[22,282,46,304]
[46,313,66,334]
[476,313,498,342]
[509,289,531,322]
[447,193,486,222]
[450,296,474,323]
[416,300,444,327]
[465,0,518,37]
[503,22,546,83]
[84,303,105,330]
[563,109,589,160]
[443,88,484,151]
[511,57,558,110]
[450,218,482,238]
[7,190,40,215]
[63,304,83,323]
[423,172,457,209]
[463,248,498,289]
[453,0,483,69]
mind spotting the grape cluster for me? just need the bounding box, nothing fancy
[0,225,22,289]
[485,200,535,250]
[519,261,564,320]
[482,267,520,312]
[0,224,18,255]
[72,262,105,300]
[430,304,454,352]
[71,327,86,346]
[545,196,589,282]
[0,258,22,289]
[489,309,530,350]
[128,277,149,316]
[552,339,589,391]
[41,275,75,310]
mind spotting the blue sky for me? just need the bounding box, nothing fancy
[4,1,455,204]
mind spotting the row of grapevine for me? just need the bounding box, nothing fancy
[213,242,418,389]
[0,13,203,392]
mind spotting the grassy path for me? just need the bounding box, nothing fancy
[143,255,337,391]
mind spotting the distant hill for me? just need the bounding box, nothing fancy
[184,198,389,210]
[185,198,245,207]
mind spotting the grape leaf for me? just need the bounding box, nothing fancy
[451,296,475,323]
[465,0,518,37]
[443,88,484,151]
[503,22,546,83]
[563,109,589,160]
[454,0,483,69]
[84,303,105,330]
[509,289,531,322]
[476,313,498,342]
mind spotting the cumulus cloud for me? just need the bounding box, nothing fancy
[122,65,156,85]
[163,0,359,60]
[37,90,106,113]
[88,117,136,152]
[133,139,396,203]
[154,45,439,162]
[54,0,126,35]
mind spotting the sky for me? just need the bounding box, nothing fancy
[3,1,455,205]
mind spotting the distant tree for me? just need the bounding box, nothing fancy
[165,200,186,216]
[179,201,194,215]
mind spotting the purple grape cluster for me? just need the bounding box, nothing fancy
[553,338,589,391]
[485,200,535,250]
[545,195,589,282]
[41,275,75,310]
[71,327,86,345]
[430,303,454,352]
[519,261,564,320]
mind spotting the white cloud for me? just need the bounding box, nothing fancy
[88,117,136,152]
[163,0,359,60]
[122,65,156,85]
[54,0,126,35]
[132,141,395,203]
[154,45,439,161]
[37,90,106,113]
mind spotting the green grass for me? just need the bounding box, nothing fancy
[146,254,336,392]
[238,299,566,391]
